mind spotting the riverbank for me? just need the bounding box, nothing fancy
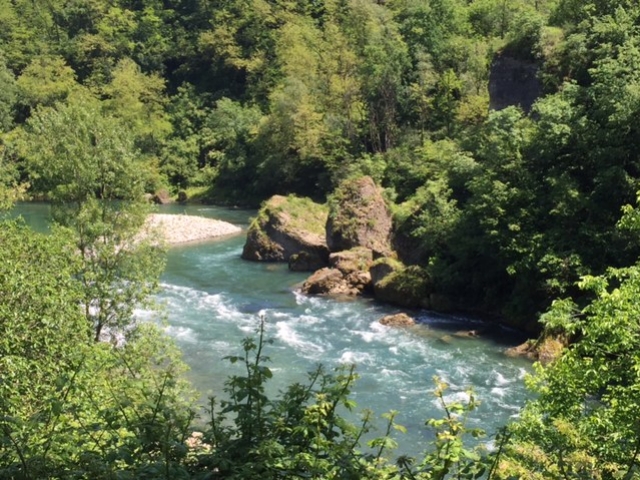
[142,213,243,245]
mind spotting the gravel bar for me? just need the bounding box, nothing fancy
[142,213,242,245]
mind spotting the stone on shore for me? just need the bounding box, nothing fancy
[153,189,172,205]
[141,214,242,245]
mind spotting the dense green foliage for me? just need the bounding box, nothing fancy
[0,220,195,478]
[3,0,640,323]
[3,0,640,477]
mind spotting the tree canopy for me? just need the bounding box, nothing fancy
[3,0,640,477]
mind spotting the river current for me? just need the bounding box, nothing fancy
[14,203,532,457]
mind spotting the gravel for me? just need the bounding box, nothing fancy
[141,214,242,245]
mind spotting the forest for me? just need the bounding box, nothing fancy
[2,0,640,477]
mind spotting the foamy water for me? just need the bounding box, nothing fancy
[14,203,531,459]
[146,210,532,457]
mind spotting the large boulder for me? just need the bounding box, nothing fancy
[242,195,329,269]
[289,251,328,272]
[505,335,566,365]
[369,257,402,286]
[301,268,359,296]
[326,176,392,255]
[153,188,172,205]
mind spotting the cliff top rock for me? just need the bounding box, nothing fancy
[326,176,392,255]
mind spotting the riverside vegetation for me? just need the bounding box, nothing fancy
[3,0,640,477]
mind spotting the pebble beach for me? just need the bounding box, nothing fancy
[142,214,242,245]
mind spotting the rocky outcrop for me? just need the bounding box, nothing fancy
[326,176,392,255]
[242,195,329,269]
[379,313,416,327]
[300,248,373,296]
[289,251,327,272]
[301,268,356,296]
[505,335,566,365]
[370,257,402,286]
[330,248,373,275]
[373,265,432,309]
[489,53,541,113]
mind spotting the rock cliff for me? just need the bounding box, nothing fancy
[488,53,542,113]
[326,176,393,255]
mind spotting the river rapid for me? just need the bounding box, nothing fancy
[14,203,532,458]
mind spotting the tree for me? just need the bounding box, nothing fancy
[0,54,17,132]
[102,57,172,153]
[499,261,640,478]
[18,92,165,341]
[16,55,79,112]
[0,220,195,479]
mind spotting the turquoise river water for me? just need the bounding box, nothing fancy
[13,203,532,457]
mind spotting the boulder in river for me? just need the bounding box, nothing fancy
[301,267,360,296]
[370,257,402,286]
[301,247,375,296]
[329,247,373,275]
[326,176,392,255]
[379,313,416,327]
[242,195,329,268]
[289,251,328,272]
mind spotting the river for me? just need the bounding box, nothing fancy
[13,202,532,458]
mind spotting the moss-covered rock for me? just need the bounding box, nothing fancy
[289,251,328,272]
[369,257,403,286]
[300,247,374,296]
[242,195,329,268]
[329,248,373,275]
[326,176,392,255]
[505,334,566,365]
[373,265,432,309]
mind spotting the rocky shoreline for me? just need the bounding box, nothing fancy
[142,214,242,245]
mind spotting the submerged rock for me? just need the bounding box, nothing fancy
[379,313,416,327]
[242,195,329,268]
[326,176,392,255]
